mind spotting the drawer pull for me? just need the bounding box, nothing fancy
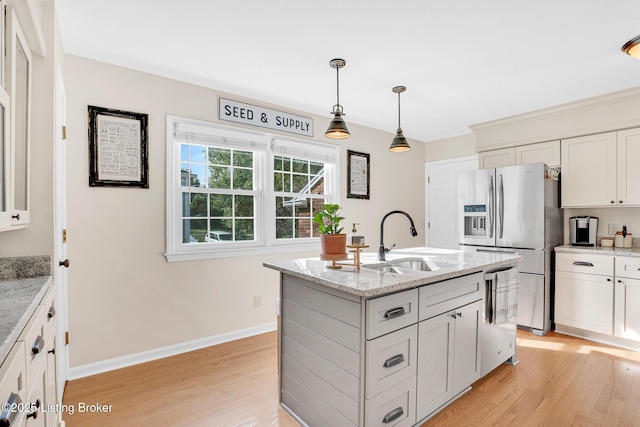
[0,393,21,427]
[32,335,45,356]
[48,305,56,319]
[383,307,406,319]
[383,354,405,368]
[382,406,404,424]
[573,261,594,267]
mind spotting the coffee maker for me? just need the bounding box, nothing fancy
[569,216,598,246]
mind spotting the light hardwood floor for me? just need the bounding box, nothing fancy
[62,330,640,426]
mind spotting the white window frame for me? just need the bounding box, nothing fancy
[165,116,340,262]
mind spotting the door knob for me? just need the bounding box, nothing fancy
[59,259,70,268]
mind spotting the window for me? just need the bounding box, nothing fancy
[166,116,339,261]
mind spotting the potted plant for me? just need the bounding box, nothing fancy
[313,203,347,259]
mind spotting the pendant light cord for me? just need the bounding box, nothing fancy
[397,91,402,131]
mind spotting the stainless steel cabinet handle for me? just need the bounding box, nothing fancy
[382,407,404,424]
[573,261,594,267]
[48,305,56,319]
[384,307,406,319]
[0,393,21,426]
[32,335,45,356]
[383,354,405,368]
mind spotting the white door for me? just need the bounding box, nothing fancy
[53,67,68,398]
[425,156,477,249]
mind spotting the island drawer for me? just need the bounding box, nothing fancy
[364,375,416,427]
[556,252,613,276]
[615,256,640,280]
[419,272,483,321]
[365,324,417,399]
[366,289,419,340]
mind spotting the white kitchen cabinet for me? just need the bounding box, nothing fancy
[416,300,481,421]
[555,252,614,335]
[616,128,640,206]
[478,148,515,168]
[0,280,58,427]
[614,256,640,342]
[561,128,640,207]
[515,140,560,167]
[478,140,560,169]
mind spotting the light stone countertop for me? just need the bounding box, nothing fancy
[555,245,640,257]
[0,256,52,365]
[263,247,521,297]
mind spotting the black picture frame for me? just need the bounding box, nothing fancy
[88,105,149,188]
[347,150,370,199]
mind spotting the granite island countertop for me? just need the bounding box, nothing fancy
[263,247,521,297]
[555,245,640,257]
[0,256,52,364]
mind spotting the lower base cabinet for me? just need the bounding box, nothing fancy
[416,300,481,420]
[614,276,640,341]
[555,270,613,335]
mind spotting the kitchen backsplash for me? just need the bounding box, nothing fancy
[564,207,640,247]
[0,256,52,280]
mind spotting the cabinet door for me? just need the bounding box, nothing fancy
[561,132,616,207]
[452,300,481,395]
[478,148,515,169]
[416,312,454,421]
[614,277,640,342]
[616,128,640,206]
[555,270,613,334]
[515,140,560,167]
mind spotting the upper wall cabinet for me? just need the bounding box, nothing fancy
[478,140,560,169]
[0,5,33,231]
[561,128,640,207]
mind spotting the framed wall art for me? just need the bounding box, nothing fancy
[88,105,149,188]
[347,150,370,199]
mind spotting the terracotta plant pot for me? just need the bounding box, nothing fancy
[320,233,347,260]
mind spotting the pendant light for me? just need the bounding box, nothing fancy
[622,35,640,58]
[325,58,350,139]
[389,86,411,152]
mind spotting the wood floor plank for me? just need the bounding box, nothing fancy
[61,329,640,426]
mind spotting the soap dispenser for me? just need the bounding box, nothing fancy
[350,223,365,246]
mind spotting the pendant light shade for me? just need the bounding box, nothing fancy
[389,86,411,152]
[325,58,350,139]
[622,35,640,58]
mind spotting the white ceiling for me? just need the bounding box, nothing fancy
[55,0,640,143]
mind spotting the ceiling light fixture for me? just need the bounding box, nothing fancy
[324,58,350,139]
[622,35,640,58]
[389,86,411,152]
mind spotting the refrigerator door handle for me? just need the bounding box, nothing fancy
[488,175,494,238]
[498,174,504,239]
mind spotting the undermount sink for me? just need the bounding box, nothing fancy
[390,259,432,271]
[365,258,436,274]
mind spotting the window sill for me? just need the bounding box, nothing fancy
[165,242,321,262]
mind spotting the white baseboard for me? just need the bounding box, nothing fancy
[68,321,277,380]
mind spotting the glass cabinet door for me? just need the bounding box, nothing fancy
[6,6,31,227]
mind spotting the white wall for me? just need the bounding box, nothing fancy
[63,54,425,369]
[564,207,640,244]
[424,133,476,163]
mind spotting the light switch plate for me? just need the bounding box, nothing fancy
[608,223,619,235]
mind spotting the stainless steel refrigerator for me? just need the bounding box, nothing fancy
[457,162,562,335]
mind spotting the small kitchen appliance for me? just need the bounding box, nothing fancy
[569,216,598,246]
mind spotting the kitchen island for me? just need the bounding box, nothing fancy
[264,247,520,427]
